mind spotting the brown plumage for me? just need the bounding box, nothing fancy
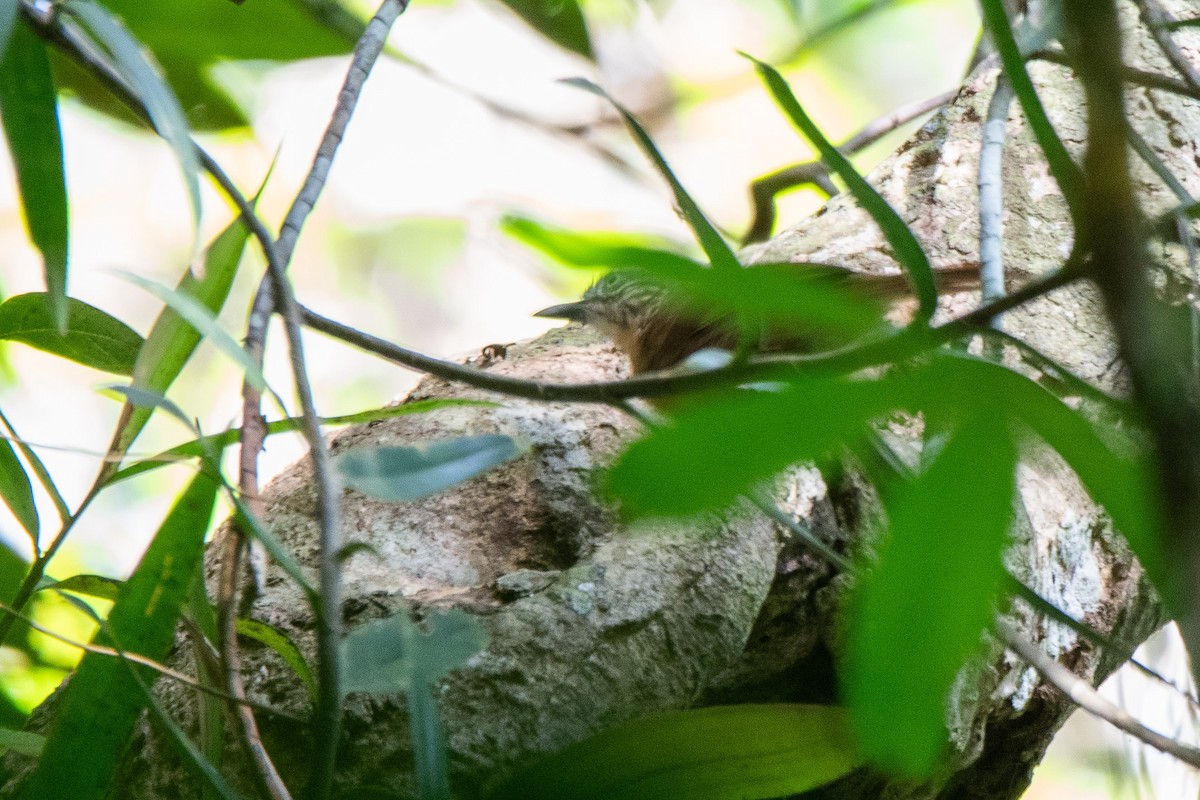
[535,263,980,374]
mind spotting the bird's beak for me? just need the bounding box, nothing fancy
[533,301,588,324]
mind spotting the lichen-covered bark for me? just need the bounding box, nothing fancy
[8,1,1197,798]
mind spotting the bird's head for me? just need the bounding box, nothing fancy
[534,271,671,364]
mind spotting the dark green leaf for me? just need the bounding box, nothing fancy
[561,79,739,273]
[743,54,936,323]
[0,23,69,332]
[607,378,887,517]
[51,0,361,130]
[0,406,68,523]
[338,434,524,502]
[125,660,241,800]
[40,573,121,602]
[0,436,36,544]
[109,398,498,485]
[236,617,316,700]
[16,470,218,800]
[341,609,487,696]
[846,415,1016,774]
[0,727,43,758]
[114,201,254,456]
[499,0,592,60]
[0,537,27,606]
[63,0,202,233]
[0,293,143,375]
[487,704,862,800]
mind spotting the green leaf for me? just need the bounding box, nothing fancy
[978,0,1083,219]
[109,398,497,485]
[343,610,485,800]
[0,727,44,758]
[39,573,121,602]
[561,79,739,273]
[100,384,195,433]
[845,415,1017,775]
[0,293,143,375]
[16,470,218,800]
[51,0,361,130]
[743,54,937,323]
[0,23,69,332]
[0,537,28,606]
[338,434,524,503]
[231,496,316,602]
[903,354,1171,610]
[607,378,887,517]
[498,0,592,59]
[114,201,254,456]
[341,609,486,696]
[236,617,316,700]
[486,704,862,800]
[501,215,699,271]
[0,406,68,523]
[119,269,267,389]
[63,0,202,234]
[0,436,36,545]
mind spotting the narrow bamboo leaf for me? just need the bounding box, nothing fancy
[124,658,241,800]
[743,54,937,323]
[487,704,862,800]
[607,378,888,517]
[115,202,254,456]
[409,682,451,800]
[16,471,218,800]
[561,78,739,273]
[121,271,266,392]
[0,437,36,544]
[0,406,68,523]
[499,0,592,59]
[0,0,17,61]
[0,728,43,758]
[342,609,486,696]
[236,617,316,700]
[0,23,69,332]
[501,215,700,271]
[845,416,1017,775]
[109,398,497,484]
[338,435,524,503]
[100,384,195,433]
[231,496,316,601]
[978,0,1084,218]
[0,293,143,375]
[0,538,27,606]
[62,0,201,234]
[40,573,121,602]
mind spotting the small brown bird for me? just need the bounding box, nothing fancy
[535,263,980,374]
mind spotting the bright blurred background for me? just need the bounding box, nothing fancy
[0,0,1193,795]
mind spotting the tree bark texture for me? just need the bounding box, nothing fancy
[10,1,1200,798]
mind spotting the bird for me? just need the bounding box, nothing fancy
[534,262,981,374]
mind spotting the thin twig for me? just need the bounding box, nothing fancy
[1033,47,1200,100]
[996,618,1200,768]
[744,90,956,244]
[0,601,304,723]
[1135,0,1200,96]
